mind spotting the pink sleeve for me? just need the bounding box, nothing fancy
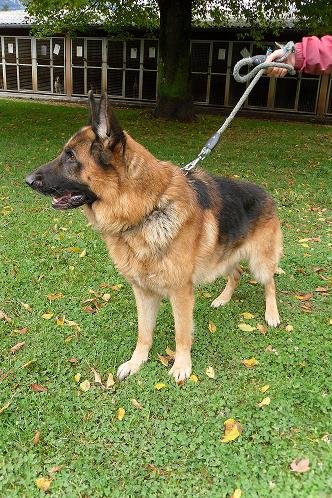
[295,35,332,74]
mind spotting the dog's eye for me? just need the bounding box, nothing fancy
[65,150,76,162]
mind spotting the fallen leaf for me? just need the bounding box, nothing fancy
[321,434,330,443]
[42,312,54,320]
[165,346,175,358]
[83,306,96,314]
[91,367,103,385]
[110,284,123,291]
[49,465,62,474]
[157,353,169,367]
[21,302,32,312]
[79,249,87,258]
[300,301,313,313]
[231,490,242,498]
[47,293,63,301]
[256,323,267,334]
[241,312,255,320]
[257,396,271,408]
[21,360,34,368]
[206,366,215,379]
[298,237,320,243]
[249,279,258,285]
[33,431,41,445]
[79,380,91,392]
[102,293,111,302]
[202,291,212,298]
[189,374,199,383]
[56,316,65,326]
[68,358,78,364]
[208,322,217,333]
[74,373,81,383]
[221,418,243,443]
[30,383,48,392]
[106,373,115,389]
[290,458,310,473]
[67,246,81,253]
[0,401,11,414]
[315,286,329,293]
[9,341,25,354]
[260,384,270,393]
[238,323,255,332]
[295,293,313,301]
[16,327,28,335]
[285,324,294,332]
[35,477,52,492]
[131,398,143,409]
[0,310,11,322]
[154,383,167,390]
[241,357,259,368]
[117,407,125,420]
[265,345,278,355]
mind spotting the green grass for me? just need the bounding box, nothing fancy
[0,99,331,498]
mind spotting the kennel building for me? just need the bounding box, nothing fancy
[0,10,331,120]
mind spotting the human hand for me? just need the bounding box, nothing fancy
[265,48,296,77]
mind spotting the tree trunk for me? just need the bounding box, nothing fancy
[154,0,195,122]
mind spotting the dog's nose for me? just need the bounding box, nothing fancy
[25,172,42,188]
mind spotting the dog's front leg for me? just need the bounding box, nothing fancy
[169,284,194,382]
[117,285,161,380]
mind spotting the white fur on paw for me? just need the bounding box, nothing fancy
[265,312,281,328]
[211,296,229,308]
[169,361,192,383]
[117,360,142,381]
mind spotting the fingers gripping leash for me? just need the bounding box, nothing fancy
[181,42,295,173]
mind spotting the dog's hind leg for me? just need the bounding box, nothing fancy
[168,284,194,382]
[117,285,161,380]
[211,266,242,308]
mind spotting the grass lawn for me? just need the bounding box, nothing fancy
[0,98,331,498]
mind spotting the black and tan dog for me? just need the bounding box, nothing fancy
[26,93,282,382]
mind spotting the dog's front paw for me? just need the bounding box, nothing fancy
[265,310,281,328]
[117,359,142,381]
[169,358,192,383]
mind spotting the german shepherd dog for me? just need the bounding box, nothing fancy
[26,93,282,382]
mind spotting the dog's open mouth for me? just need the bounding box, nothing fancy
[51,192,89,210]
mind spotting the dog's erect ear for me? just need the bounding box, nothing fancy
[89,92,124,149]
[88,90,98,127]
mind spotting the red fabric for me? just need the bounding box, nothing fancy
[295,35,332,74]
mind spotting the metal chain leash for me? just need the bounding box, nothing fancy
[181,41,296,173]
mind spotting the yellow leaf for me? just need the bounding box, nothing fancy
[56,316,65,326]
[154,383,167,390]
[189,374,198,383]
[165,346,175,357]
[79,249,87,258]
[257,396,271,408]
[131,398,143,409]
[74,373,81,383]
[238,323,255,332]
[21,302,32,312]
[91,368,102,385]
[208,322,217,333]
[260,384,270,393]
[102,293,111,302]
[241,312,255,320]
[67,246,81,253]
[35,477,52,492]
[117,407,125,420]
[221,418,243,443]
[231,489,242,498]
[157,353,169,366]
[285,324,294,332]
[202,291,212,298]
[79,380,91,392]
[42,312,54,320]
[206,366,215,379]
[47,293,63,301]
[241,357,259,368]
[106,372,115,389]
